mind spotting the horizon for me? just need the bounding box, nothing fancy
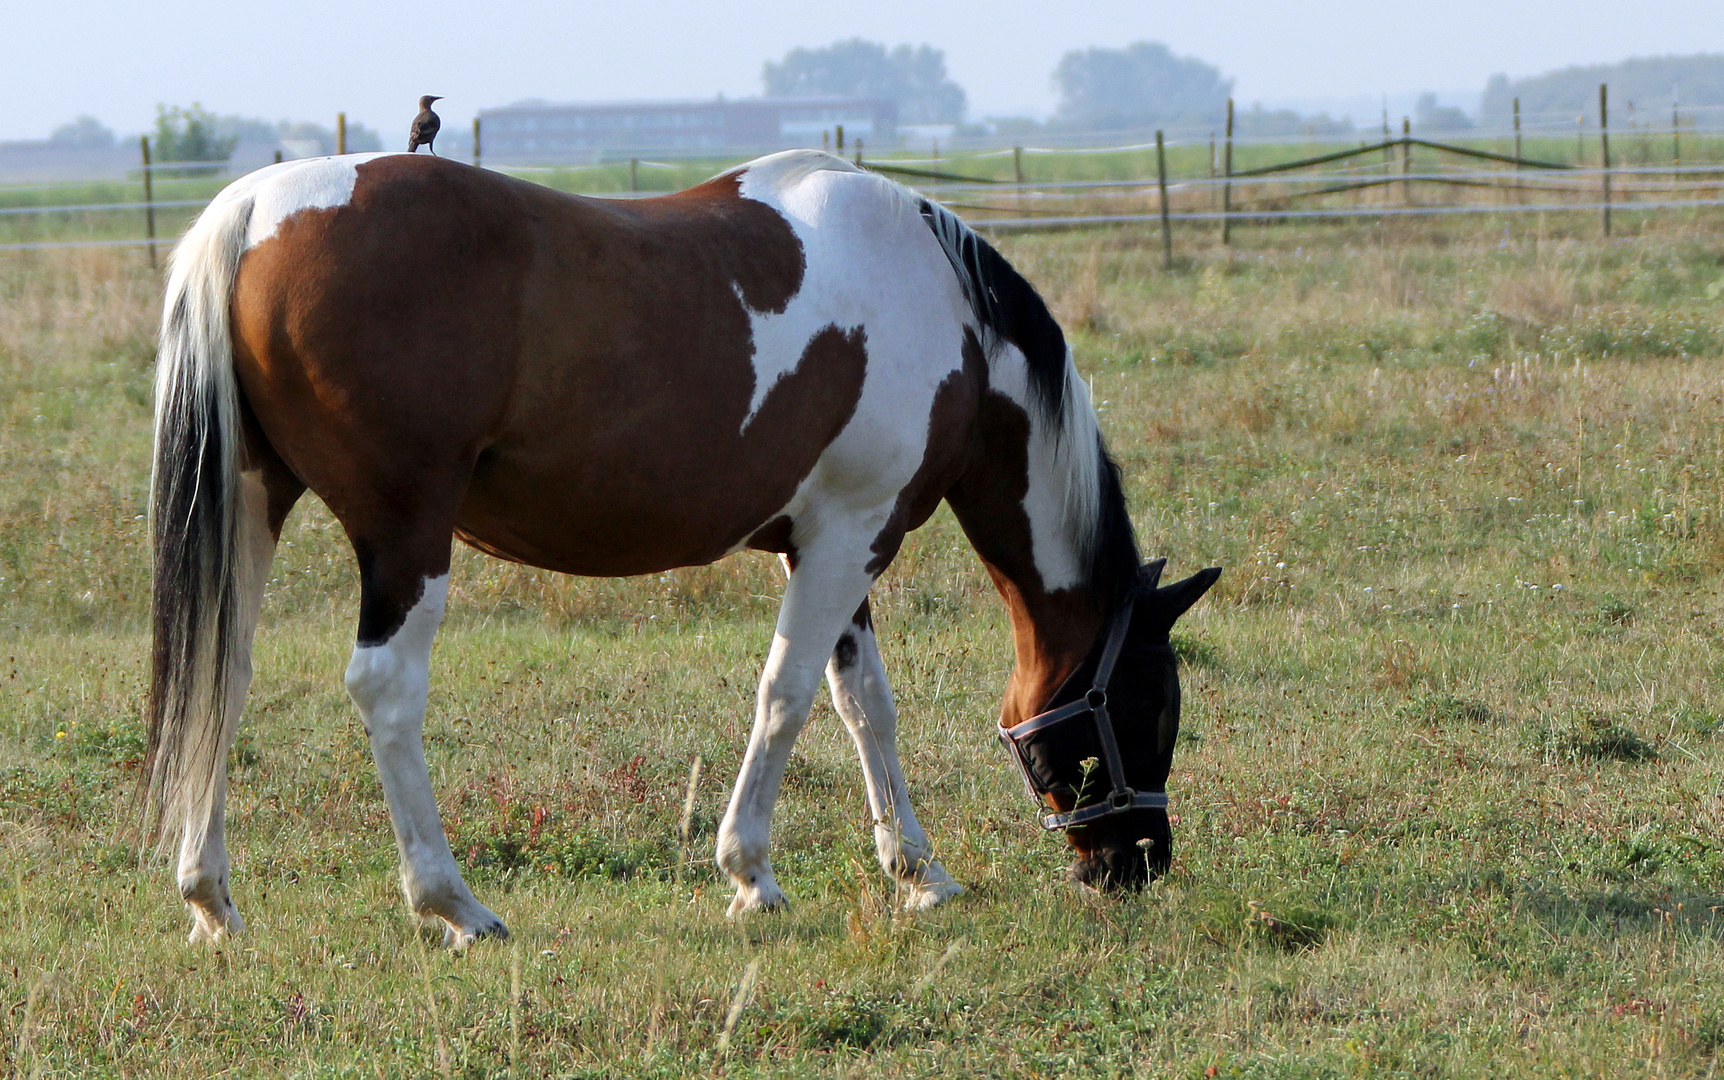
[5,0,1719,144]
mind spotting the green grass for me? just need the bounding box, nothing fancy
[4,210,1724,1075]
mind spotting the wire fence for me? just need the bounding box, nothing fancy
[5,91,1724,257]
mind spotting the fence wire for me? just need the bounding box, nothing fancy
[4,135,1723,253]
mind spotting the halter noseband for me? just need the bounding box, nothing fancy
[997,595,1168,831]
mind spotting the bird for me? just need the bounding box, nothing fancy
[408,96,443,154]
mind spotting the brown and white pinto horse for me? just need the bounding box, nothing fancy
[147,149,1219,947]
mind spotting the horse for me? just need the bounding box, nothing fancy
[147,148,1220,947]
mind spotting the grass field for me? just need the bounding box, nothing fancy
[4,206,1724,1076]
[6,129,1723,249]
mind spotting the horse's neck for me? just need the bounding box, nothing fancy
[947,385,1112,728]
[987,568,1105,728]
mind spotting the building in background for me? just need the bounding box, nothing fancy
[477,96,897,162]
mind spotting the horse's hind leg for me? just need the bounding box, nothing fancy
[826,599,963,910]
[179,465,296,943]
[342,526,505,948]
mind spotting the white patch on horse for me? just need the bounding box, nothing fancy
[730,155,968,498]
[709,153,994,912]
[986,341,1093,591]
[733,286,851,429]
[344,573,506,948]
[225,152,404,249]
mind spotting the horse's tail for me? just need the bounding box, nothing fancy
[145,189,255,844]
[916,197,1140,603]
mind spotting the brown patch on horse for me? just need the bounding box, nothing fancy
[453,322,866,574]
[944,380,1102,729]
[665,172,806,314]
[865,328,990,576]
[230,155,860,639]
[236,391,305,539]
[746,514,796,555]
[232,157,534,638]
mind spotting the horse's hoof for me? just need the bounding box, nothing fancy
[903,879,965,911]
[442,914,509,951]
[727,883,789,918]
[186,902,245,944]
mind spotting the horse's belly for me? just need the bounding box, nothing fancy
[452,467,787,576]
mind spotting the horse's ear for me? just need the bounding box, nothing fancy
[1144,567,1222,637]
[1140,558,1167,590]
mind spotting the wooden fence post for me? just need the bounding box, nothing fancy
[1400,117,1411,203]
[855,139,863,167]
[1222,98,1234,245]
[1012,144,1025,214]
[629,157,639,192]
[1600,83,1611,236]
[336,112,347,155]
[1511,97,1523,206]
[1381,103,1391,182]
[1673,96,1680,169]
[1156,130,1172,270]
[835,124,844,154]
[140,135,157,270]
[1207,135,1215,211]
[473,117,482,168]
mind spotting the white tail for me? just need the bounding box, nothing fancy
[145,189,255,841]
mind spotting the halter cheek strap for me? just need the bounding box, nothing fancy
[997,597,1169,831]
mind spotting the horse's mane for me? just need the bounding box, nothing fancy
[916,198,1141,611]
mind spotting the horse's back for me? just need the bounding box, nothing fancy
[222,151,979,576]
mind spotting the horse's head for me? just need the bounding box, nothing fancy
[1000,560,1220,891]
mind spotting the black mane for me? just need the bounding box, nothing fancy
[917,197,1139,612]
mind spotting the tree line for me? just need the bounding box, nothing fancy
[766,40,1724,137]
[47,106,383,163]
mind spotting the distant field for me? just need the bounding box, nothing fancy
[5,129,1722,249]
[3,209,1724,1076]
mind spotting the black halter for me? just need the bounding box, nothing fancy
[997,594,1168,831]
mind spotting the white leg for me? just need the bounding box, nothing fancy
[179,470,273,944]
[826,606,963,910]
[717,541,877,915]
[343,573,506,948]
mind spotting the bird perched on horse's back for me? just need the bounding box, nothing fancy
[408,96,442,154]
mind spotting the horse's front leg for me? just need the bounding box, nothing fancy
[717,540,877,915]
[344,565,506,948]
[826,599,963,910]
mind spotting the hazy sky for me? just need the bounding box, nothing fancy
[5,0,1720,142]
